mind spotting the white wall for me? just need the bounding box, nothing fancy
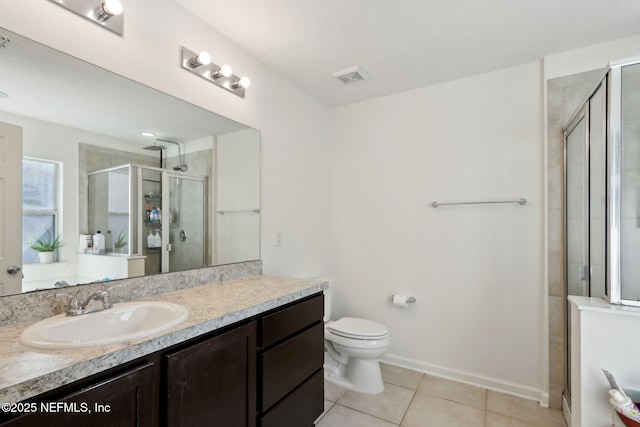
[0,0,331,279]
[329,61,546,400]
[215,130,261,264]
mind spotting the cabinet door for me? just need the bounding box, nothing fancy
[164,321,257,427]
[1,363,156,427]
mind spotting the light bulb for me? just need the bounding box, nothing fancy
[219,64,233,78]
[102,0,123,16]
[197,51,211,66]
[212,64,233,79]
[232,76,251,89]
[190,51,211,68]
[239,76,251,88]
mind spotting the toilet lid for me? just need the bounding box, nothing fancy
[327,317,388,339]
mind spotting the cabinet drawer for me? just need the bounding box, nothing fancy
[261,322,324,411]
[261,293,323,348]
[261,369,324,427]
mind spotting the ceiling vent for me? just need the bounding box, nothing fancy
[0,34,12,49]
[333,66,369,84]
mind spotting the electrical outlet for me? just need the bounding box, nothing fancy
[275,230,283,246]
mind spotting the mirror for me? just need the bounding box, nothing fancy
[0,27,261,296]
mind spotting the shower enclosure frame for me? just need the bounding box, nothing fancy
[134,164,208,274]
[562,56,640,405]
[87,164,135,256]
[562,71,607,406]
[88,163,208,273]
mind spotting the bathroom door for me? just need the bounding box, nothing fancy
[0,121,23,295]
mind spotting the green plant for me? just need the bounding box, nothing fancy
[26,227,63,252]
[114,229,128,249]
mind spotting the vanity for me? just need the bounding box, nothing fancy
[0,270,327,427]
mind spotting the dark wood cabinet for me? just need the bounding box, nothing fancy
[260,294,324,426]
[1,363,155,427]
[2,292,324,427]
[261,322,324,410]
[164,321,257,427]
[260,370,324,427]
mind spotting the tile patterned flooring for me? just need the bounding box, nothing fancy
[316,363,567,427]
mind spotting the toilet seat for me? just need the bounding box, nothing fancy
[327,317,388,340]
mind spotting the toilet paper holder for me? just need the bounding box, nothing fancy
[389,295,416,303]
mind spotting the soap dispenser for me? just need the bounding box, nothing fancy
[154,229,162,249]
[92,230,105,254]
[147,230,155,248]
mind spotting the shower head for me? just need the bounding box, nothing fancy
[142,144,166,151]
[153,139,188,172]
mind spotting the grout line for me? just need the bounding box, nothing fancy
[332,403,403,426]
[399,390,417,427]
[485,390,489,427]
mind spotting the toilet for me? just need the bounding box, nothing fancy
[323,282,390,394]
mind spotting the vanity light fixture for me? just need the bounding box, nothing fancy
[180,46,250,98]
[47,0,124,36]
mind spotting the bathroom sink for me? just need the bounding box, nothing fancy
[19,301,188,350]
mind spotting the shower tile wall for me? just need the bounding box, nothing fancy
[546,69,604,409]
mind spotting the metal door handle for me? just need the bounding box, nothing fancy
[7,265,23,278]
[7,265,22,275]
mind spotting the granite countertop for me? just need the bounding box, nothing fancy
[0,275,327,403]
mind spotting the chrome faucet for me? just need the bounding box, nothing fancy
[64,291,113,316]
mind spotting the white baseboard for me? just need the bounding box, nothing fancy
[380,353,549,407]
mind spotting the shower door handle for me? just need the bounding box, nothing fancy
[579,265,588,281]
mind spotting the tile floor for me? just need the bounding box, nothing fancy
[316,363,567,427]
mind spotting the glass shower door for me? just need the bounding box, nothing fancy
[565,114,588,298]
[619,63,640,302]
[165,173,206,273]
[563,80,607,403]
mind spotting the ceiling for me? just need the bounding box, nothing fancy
[174,0,640,107]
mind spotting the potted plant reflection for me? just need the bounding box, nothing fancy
[26,227,63,264]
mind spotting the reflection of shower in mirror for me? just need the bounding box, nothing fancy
[143,139,188,172]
